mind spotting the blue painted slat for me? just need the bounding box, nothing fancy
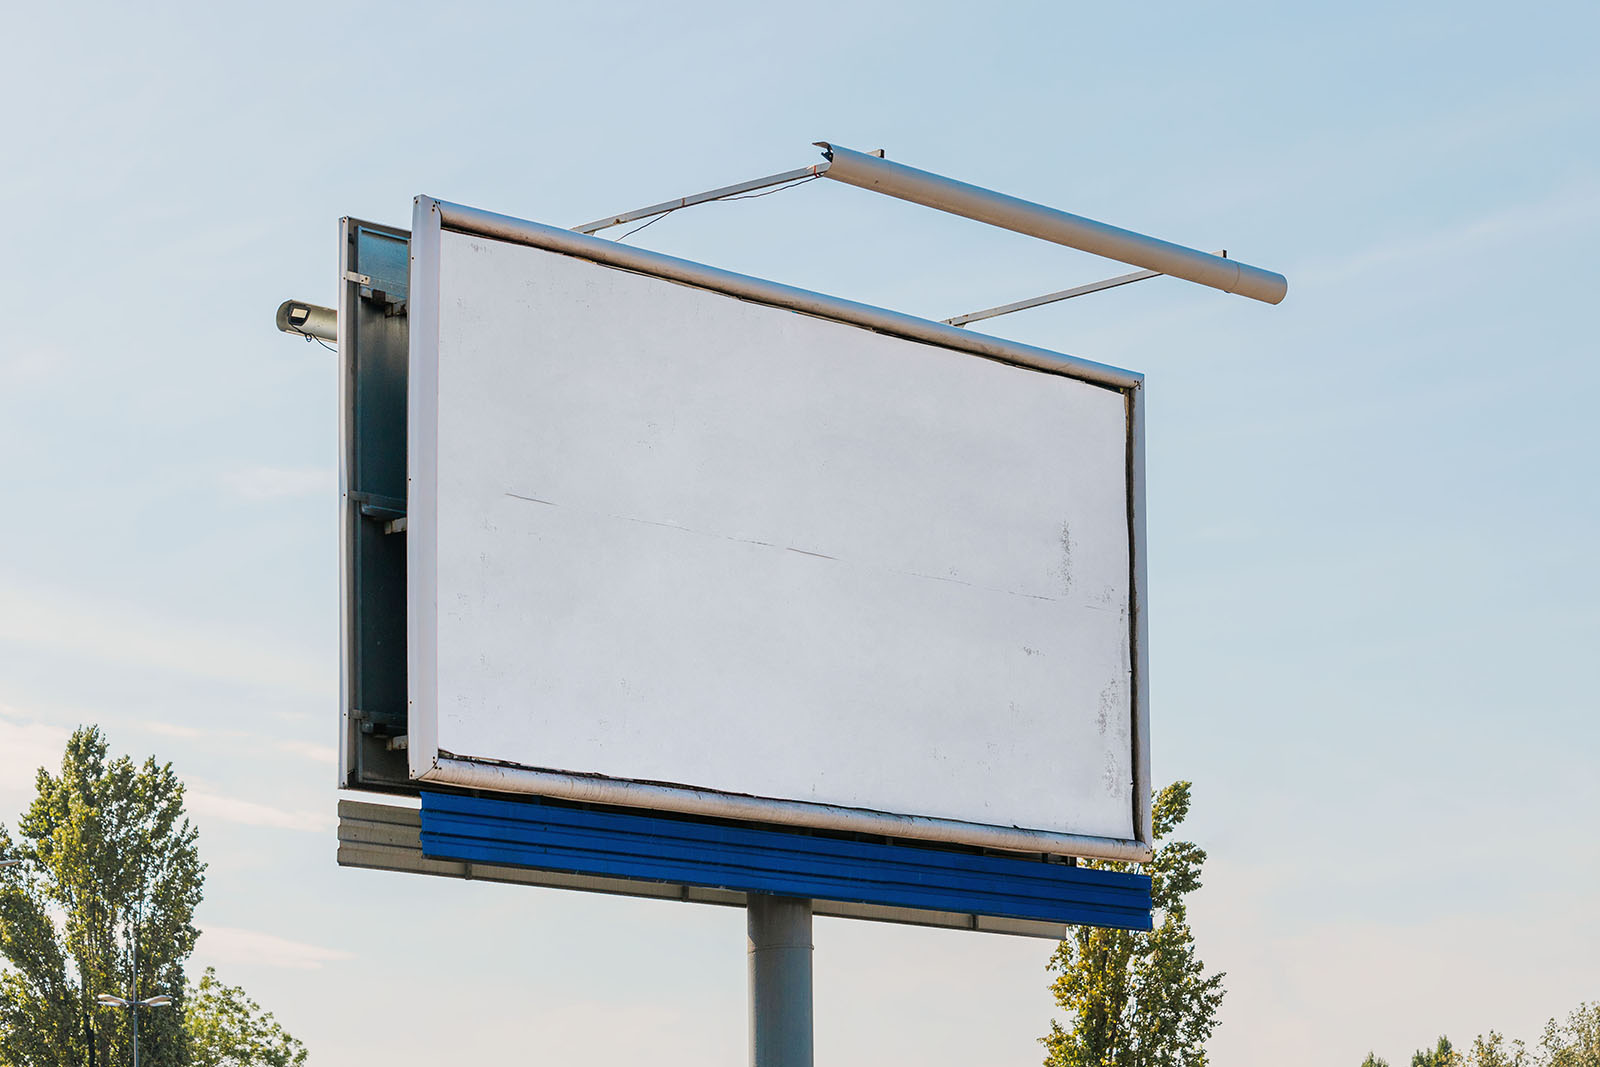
[419,792,1151,931]
[422,810,1143,911]
[423,791,1148,891]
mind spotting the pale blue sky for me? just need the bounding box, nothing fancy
[1,2,1596,1064]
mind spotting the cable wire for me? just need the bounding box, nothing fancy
[614,175,822,243]
[292,326,337,352]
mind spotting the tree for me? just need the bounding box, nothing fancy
[185,968,306,1067]
[1469,1032,1529,1067]
[1041,781,1225,1067]
[1364,1055,1393,1067]
[0,726,306,1067]
[1538,1003,1599,1067]
[1,726,203,1067]
[1414,1036,1460,1067]
[1362,1002,1598,1067]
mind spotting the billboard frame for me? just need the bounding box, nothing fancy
[337,217,412,795]
[404,196,1153,863]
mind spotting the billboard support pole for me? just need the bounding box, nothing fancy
[748,895,814,1067]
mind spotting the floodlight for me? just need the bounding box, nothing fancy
[139,995,174,1008]
[274,300,337,343]
[96,994,128,1008]
[0,859,22,869]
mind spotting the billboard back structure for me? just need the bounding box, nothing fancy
[310,144,1292,1064]
[401,197,1150,863]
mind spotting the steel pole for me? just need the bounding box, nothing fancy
[131,897,139,1067]
[747,895,813,1067]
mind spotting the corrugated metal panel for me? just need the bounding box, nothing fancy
[418,792,1151,931]
[338,800,1107,938]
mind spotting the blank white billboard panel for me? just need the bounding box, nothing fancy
[409,203,1145,856]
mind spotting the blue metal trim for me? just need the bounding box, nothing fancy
[419,792,1151,931]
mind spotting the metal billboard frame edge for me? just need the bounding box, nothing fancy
[406,200,442,785]
[338,217,412,793]
[404,195,1153,864]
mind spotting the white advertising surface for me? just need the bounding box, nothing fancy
[408,200,1148,857]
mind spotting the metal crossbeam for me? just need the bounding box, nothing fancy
[944,252,1227,328]
[818,143,1283,305]
[573,163,831,235]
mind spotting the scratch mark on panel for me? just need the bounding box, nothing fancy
[1057,521,1074,596]
[502,490,1063,603]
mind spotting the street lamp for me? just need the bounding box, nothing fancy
[0,859,23,869]
[96,896,172,1067]
[96,992,173,1067]
[96,994,172,1009]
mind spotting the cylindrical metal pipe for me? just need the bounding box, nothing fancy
[816,143,1287,305]
[276,300,338,342]
[748,895,813,1067]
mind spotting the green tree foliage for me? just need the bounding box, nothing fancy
[1364,1055,1393,1067]
[1041,781,1225,1067]
[185,968,306,1067]
[1,727,309,1067]
[1,726,203,1067]
[1363,1001,1598,1067]
[1537,1003,1599,1067]
[1469,1032,1529,1067]
[1414,1036,1460,1067]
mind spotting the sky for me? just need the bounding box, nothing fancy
[1,1,1596,1064]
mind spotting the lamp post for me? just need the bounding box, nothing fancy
[96,896,171,1067]
[95,994,173,1067]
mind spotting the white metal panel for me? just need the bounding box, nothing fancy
[409,211,1140,848]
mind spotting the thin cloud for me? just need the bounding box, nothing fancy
[196,925,353,970]
[1301,181,1600,288]
[133,720,336,766]
[0,710,69,807]
[186,789,330,833]
[142,721,206,739]
[0,579,327,697]
[274,739,337,765]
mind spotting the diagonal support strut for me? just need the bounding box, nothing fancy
[572,164,831,235]
[944,253,1227,328]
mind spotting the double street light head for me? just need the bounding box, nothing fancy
[96,994,173,1009]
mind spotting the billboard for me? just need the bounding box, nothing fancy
[398,197,1151,863]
